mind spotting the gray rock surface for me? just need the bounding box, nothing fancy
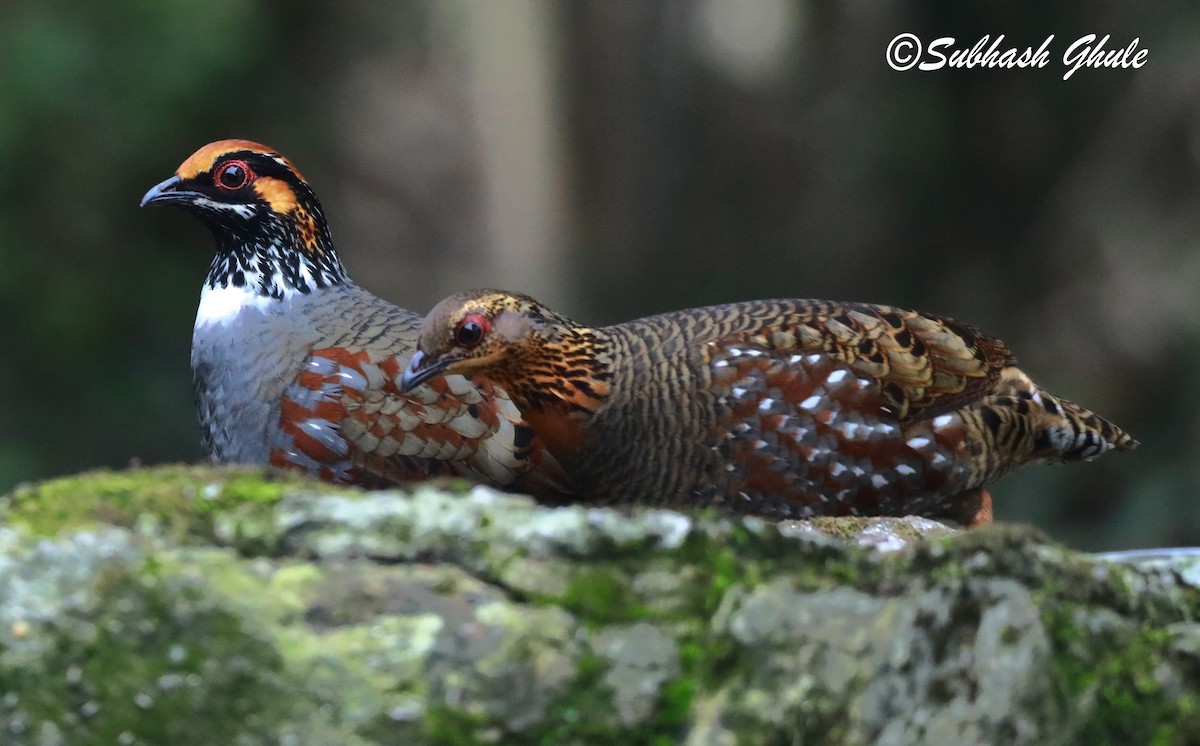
[0,465,1196,745]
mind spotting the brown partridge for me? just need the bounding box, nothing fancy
[400,290,1137,525]
[141,141,567,496]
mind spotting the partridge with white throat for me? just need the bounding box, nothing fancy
[142,141,566,495]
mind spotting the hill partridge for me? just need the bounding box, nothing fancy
[140,141,566,495]
[400,290,1137,525]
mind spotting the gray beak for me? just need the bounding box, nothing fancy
[400,350,453,393]
[140,175,196,207]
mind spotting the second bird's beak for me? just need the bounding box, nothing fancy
[140,175,194,207]
[400,350,453,393]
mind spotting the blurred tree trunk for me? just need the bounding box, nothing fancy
[457,0,570,308]
[559,0,697,321]
[325,0,568,312]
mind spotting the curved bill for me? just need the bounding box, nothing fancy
[140,175,197,207]
[400,350,454,393]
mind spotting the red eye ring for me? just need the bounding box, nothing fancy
[454,313,490,348]
[214,159,254,191]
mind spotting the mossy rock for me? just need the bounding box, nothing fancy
[0,465,1197,745]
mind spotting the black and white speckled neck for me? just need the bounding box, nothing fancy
[203,199,350,300]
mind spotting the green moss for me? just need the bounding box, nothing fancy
[705,546,742,613]
[613,620,761,745]
[656,676,696,729]
[191,473,290,512]
[0,558,307,744]
[911,525,1200,624]
[673,531,769,619]
[1047,609,1200,742]
[678,521,897,610]
[0,464,331,541]
[424,705,493,746]
[559,566,651,624]
[3,465,200,536]
[704,635,745,692]
[533,652,623,745]
[4,467,1198,743]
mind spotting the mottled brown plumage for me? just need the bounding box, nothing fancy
[401,290,1137,525]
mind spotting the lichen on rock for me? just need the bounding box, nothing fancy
[0,465,1196,745]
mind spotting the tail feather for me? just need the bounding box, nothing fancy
[1036,394,1138,462]
[993,366,1136,464]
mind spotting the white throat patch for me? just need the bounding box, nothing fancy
[195,283,277,329]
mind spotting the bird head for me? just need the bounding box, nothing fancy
[403,290,613,450]
[141,139,346,295]
[400,289,559,393]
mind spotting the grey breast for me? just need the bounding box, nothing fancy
[191,290,326,464]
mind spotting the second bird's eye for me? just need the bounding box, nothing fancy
[215,161,252,190]
[454,314,490,348]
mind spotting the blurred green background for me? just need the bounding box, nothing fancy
[1,1,1195,550]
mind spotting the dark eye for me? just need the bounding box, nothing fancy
[214,160,253,190]
[454,313,490,348]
